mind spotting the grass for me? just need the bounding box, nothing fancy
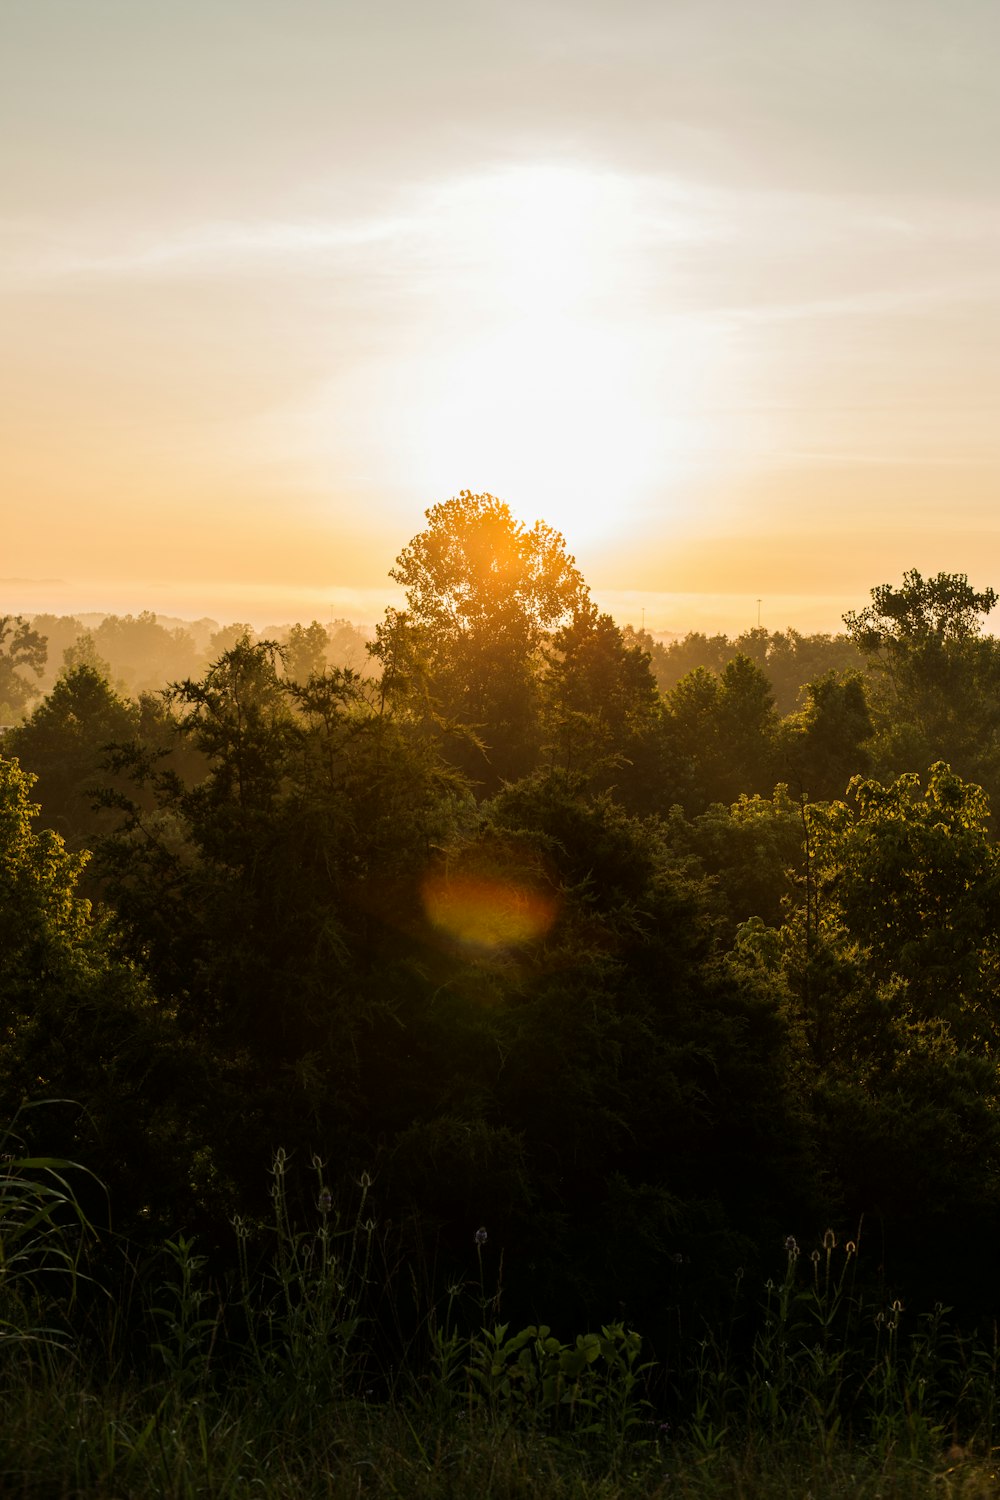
[3,1140,1000,1497]
[1,1371,999,1499]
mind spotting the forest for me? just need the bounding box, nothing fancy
[4,492,1000,1496]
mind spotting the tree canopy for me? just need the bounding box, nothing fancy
[7,546,1000,1338]
[371,492,590,788]
[0,614,47,722]
[843,569,998,650]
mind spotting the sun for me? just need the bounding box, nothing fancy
[272,162,729,552]
[394,162,724,546]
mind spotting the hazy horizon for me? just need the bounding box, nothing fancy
[3,571,894,641]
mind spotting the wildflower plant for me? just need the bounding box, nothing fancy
[149,1233,220,1396]
[233,1150,375,1407]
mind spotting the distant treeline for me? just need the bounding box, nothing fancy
[6,610,863,719]
[1,610,374,710]
[636,624,864,713]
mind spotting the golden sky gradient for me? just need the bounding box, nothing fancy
[4,0,1000,635]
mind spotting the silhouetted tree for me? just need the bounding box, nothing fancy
[844,570,1000,789]
[92,611,199,695]
[664,654,778,811]
[0,615,46,722]
[542,602,661,800]
[0,753,194,1237]
[370,492,589,790]
[283,620,330,683]
[777,670,874,801]
[6,664,139,856]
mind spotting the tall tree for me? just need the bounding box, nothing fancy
[664,654,779,811]
[777,670,874,802]
[732,762,1000,1312]
[0,615,47,722]
[283,620,330,683]
[371,492,590,790]
[92,611,199,695]
[6,664,139,856]
[0,753,192,1236]
[541,603,661,797]
[843,570,1000,786]
[98,638,465,1216]
[807,762,1000,1048]
[844,569,998,651]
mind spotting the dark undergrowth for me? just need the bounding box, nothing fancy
[2,1133,1000,1499]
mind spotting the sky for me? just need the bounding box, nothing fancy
[3,0,1000,636]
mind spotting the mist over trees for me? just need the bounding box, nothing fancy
[4,503,1000,1385]
[7,610,374,709]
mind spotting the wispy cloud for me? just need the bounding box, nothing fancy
[1,213,412,284]
[718,273,1000,327]
[1,160,722,291]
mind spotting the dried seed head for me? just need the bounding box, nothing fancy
[823,1228,836,1251]
[475,1226,488,1246]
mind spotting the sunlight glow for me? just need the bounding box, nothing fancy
[404,315,719,545]
[421,871,559,955]
[396,164,725,544]
[263,163,732,549]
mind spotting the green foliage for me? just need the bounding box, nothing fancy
[4,1164,1000,1497]
[282,620,330,682]
[673,784,806,936]
[469,773,812,1324]
[0,1107,98,1355]
[664,654,779,810]
[730,762,1000,1312]
[6,664,140,856]
[844,571,1000,793]
[678,1230,975,1465]
[0,754,90,953]
[646,626,864,715]
[90,610,199,695]
[810,762,1000,1045]
[0,753,202,1242]
[844,569,998,652]
[0,613,46,723]
[11,540,1000,1457]
[371,491,590,789]
[542,604,661,794]
[778,670,874,801]
[451,1318,654,1451]
[149,1233,220,1395]
[96,638,469,1226]
[231,1151,375,1408]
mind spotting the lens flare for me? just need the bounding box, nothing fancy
[421,870,558,955]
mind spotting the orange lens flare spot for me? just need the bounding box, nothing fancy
[421,872,558,953]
